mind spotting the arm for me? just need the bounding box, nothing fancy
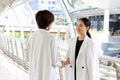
[61,38,74,68]
[61,45,71,68]
[51,36,58,67]
[24,35,31,62]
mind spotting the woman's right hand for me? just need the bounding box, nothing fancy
[61,58,70,68]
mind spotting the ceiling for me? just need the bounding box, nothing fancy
[0,0,16,12]
[69,0,120,18]
[0,0,30,13]
[80,0,120,9]
[1,0,120,18]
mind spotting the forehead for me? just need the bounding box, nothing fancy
[77,20,84,24]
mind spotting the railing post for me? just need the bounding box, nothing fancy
[115,63,120,80]
[14,40,19,64]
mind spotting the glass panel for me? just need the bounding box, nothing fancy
[63,0,96,13]
[14,4,34,25]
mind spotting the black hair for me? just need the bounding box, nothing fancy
[35,10,54,29]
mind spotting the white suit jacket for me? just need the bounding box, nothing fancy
[65,35,100,80]
[26,29,58,80]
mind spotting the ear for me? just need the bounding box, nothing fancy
[49,23,52,27]
[46,24,52,30]
[46,27,49,30]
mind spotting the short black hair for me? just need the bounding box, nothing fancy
[35,10,54,29]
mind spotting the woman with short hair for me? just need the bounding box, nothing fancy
[27,10,57,80]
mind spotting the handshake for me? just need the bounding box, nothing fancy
[61,58,70,68]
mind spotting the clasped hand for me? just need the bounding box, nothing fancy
[61,58,70,68]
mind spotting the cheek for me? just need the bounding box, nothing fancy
[76,27,81,30]
[82,28,88,33]
[76,28,80,33]
[76,27,79,31]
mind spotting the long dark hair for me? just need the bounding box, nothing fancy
[79,18,91,38]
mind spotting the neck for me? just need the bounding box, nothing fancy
[78,34,85,40]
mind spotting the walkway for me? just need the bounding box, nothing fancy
[0,50,29,80]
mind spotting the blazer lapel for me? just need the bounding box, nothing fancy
[77,35,89,59]
[70,35,90,66]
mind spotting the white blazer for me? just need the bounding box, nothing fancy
[26,29,58,80]
[65,35,100,80]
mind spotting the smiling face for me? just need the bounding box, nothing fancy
[76,20,89,36]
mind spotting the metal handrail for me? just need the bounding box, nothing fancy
[0,33,120,80]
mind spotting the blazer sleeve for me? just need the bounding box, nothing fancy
[87,41,100,80]
[24,35,31,62]
[66,38,73,58]
[51,36,58,67]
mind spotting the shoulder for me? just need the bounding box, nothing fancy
[87,38,96,47]
[69,37,76,44]
[48,33,57,42]
[27,32,34,40]
[65,37,76,48]
[69,37,76,42]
